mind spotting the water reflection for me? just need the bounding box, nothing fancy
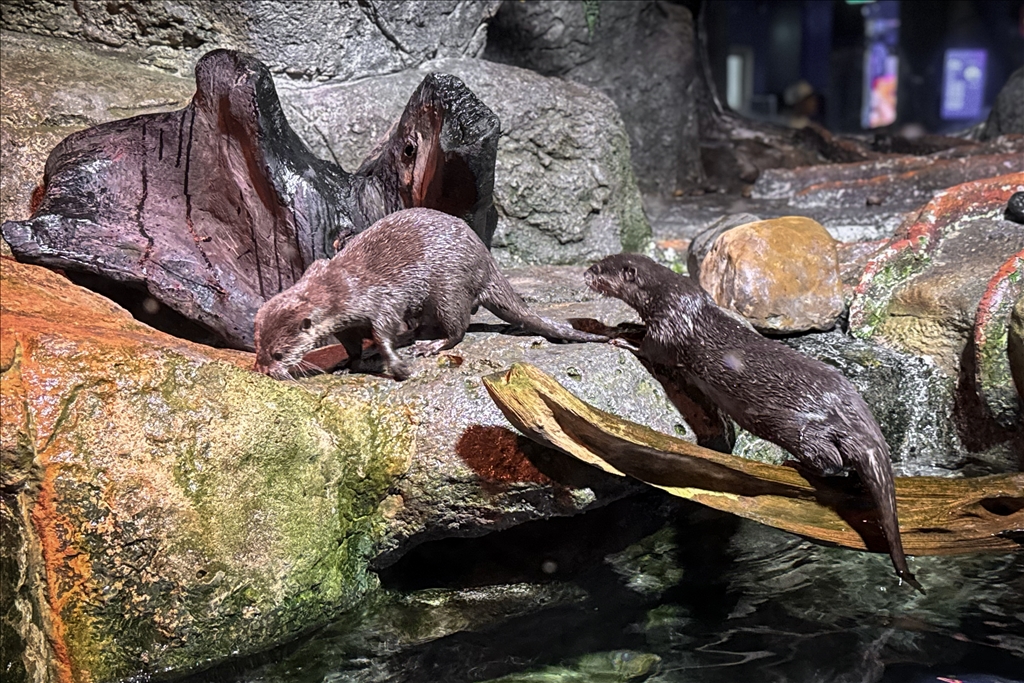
[193,495,1023,683]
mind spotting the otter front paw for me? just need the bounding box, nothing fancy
[389,361,413,381]
[410,339,449,357]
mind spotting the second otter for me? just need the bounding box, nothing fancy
[585,253,921,592]
[255,208,606,380]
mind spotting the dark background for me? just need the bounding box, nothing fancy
[685,0,1024,133]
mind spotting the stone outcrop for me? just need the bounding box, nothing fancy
[0,30,194,224]
[698,217,844,333]
[2,31,649,271]
[0,0,502,80]
[278,57,651,267]
[0,254,684,681]
[982,65,1024,140]
[484,0,701,196]
[850,173,1024,378]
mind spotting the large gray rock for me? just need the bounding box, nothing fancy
[484,0,701,196]
[0,254,678,682]
[2,30,648,267]
[1,0,502,79]
[277,57,651,267]
[982,65,1024,140]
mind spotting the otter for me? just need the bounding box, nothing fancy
[585,253,921,592]
[254,208,606,380]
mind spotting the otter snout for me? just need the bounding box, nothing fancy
[584,262,612,296]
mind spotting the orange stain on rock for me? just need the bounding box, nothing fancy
[30,465,79,683]
[456,425,552,491]
[3,255,254,682]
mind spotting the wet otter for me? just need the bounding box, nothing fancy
[585,253,921,591]
[255,208,606,380]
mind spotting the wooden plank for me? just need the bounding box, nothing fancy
[483,363,1024,556]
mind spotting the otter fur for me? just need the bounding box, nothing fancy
[585,253,921,591]
[255,208,606,380]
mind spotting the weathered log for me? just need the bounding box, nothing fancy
[483,363,1024,556]
[1,49,499,350]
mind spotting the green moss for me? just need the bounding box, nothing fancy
[851,251,931,340]
[46,354,413,680]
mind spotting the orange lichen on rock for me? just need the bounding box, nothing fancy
[29,466,78,683]
[456,424,552,490]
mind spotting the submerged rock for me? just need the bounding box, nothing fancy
[698,217,844,333]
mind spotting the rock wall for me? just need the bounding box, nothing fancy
[0,0,502,79]
[2,17,651,266]
[484,0,702,196]
[278,57,650,266]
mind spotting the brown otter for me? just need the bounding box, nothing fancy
[585,253,921,592]
[255,208,606,380]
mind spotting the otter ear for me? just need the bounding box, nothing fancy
[623,265,637,282]
[301,317,313,330]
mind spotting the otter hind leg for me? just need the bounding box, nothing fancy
[429,290,473,352]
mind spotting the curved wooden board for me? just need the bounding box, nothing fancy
[482,363,1024,556]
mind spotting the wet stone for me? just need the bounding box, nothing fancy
[698,216,845,333]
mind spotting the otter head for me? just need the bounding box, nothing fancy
[253,260,342,379]
[584,254,667,309]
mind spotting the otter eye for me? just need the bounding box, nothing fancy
[623,266,637,282]
[272,352,283,362]
[301,318,312,330]
[403,143,416,158]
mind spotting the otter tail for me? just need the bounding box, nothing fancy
[478,263,607,343]
[842,436,924,594]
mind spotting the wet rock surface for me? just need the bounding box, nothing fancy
[697,216,844,333]
[278,56,651,267]
[484,0,701,196]
[849,174,1024,378]
[0,0,502,80]
[0,256,682,682]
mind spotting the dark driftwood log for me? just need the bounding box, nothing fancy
[483,363,1024,556]
[1,49,498,350]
